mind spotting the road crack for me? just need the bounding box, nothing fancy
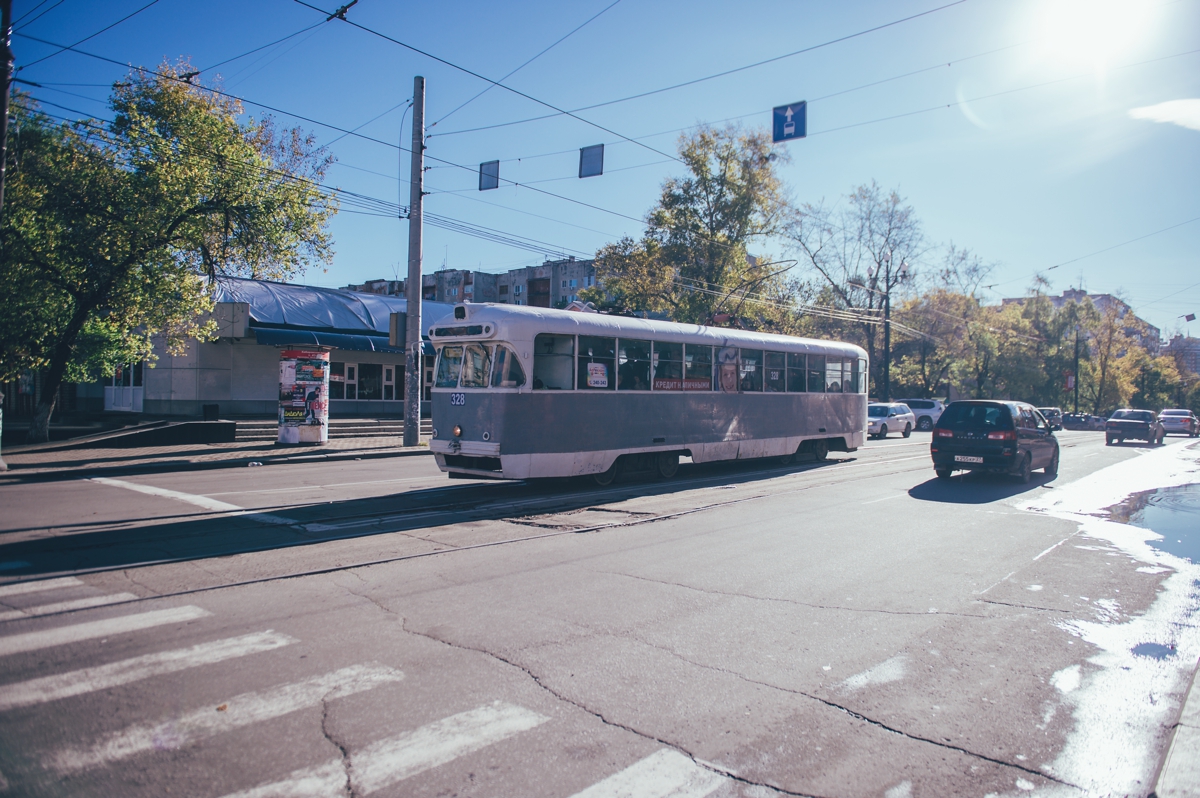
[977,599,1072,613]
[610,571,991,619]
[320,696,357,798]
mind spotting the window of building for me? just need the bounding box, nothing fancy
[764,351,786,392]
[330,361,346,399]
[561,280,567,288]
[807,355,825,393]
[499,285,508,295]
[514,285,523,295]
[460,344,492,388]
[652,342,683,390]
[739,349,763,392]
[787,353,806,392]
[491,346,526,388]
[533,334,574,389]
[577,336,616,390]
[436,346,463,388]
[569,279,577,288]
[384,366,396,400]
[617,339,651,390]
[684,345,712,390]
[358,363,383,400]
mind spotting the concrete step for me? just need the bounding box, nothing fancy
[234,419,431,442]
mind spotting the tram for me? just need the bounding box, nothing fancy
[426,303,867,483]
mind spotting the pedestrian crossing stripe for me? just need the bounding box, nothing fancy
[567,749,727,798]
[0,605,211,657]
[0,592,140,623]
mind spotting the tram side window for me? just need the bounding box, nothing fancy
[684,345,713,390]
[764,351,786,392]
[435,346,463,388]
[652,342,683,390]
[617,339,651,390]
[491,346,526,388]
[577,336,616,390]
[459,344,492,388]
[846,358,859,394]
[807,355,825,393]
[825,358,844,392]
[857,358,867,393]
[739,349,763,392]
[533,334,575,390]
[787,353,806,392]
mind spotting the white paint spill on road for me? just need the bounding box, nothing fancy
[0,605,210,657]
[1050,664,1081,694]
[884,781,913,798]
[568,749,726,798]
[219,702,546,798]
[88,477,296,525]
[50,662,404,771]
[0,630,295,711]
[0,577,83,598]
[843,654,909,691]
[0,593,139,622]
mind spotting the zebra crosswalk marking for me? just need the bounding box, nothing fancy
[0,605,210,657]
[568,749,727,798]
[0,630,295,711]
[50,662,405,771]
[0,577,84,598]
[0,593,140,622]
[219,701,548,798]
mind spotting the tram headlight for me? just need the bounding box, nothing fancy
[453,425,463,438]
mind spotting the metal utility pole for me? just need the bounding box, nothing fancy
[402,76,425,448]
[0,0,12,472]
[882,289,892,402]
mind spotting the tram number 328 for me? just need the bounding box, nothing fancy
[449,392,466,406]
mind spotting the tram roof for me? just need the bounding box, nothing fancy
[430,303,867,358]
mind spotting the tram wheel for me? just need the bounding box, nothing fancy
[655,452,679,480]
[593,459,621,486]
[812,440,829,461]
[779,451,795,466]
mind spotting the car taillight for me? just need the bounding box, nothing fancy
[935,429,953,438]
[987,430,1016,441]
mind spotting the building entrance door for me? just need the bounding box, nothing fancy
[104,363,144,412]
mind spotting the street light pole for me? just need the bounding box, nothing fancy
[0,0,12,471]
[402,76,425,448]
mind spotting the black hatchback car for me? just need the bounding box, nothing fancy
[930,400,1059,482]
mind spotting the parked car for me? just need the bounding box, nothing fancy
[1037,407,1063,430]
[867,402,916,439]
[893,398,946,431]
[1105,409,1165,445]
[1087,414,1107,430]
[1158,408,1200,437]
[1061,412,1090,430]
[930,400,1059,483]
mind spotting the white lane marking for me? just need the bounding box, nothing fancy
[0,593,139,622]
[0,605,210,657]
[88,477,296,525]
[0,577,84,598]
[0,630,295,711]
[862,493,906,505]
[51,662,405,771]
[569,749,726,798]
[220,702,547,798]
[1035,531,1080,561]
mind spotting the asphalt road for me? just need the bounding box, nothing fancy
[0,431,1193,796]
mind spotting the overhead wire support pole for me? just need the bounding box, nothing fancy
[403,75,425,449]
[0,0,11,473]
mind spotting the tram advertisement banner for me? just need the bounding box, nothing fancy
[586,362,609,388]
[717,347,740,393]
[278,349,329,445]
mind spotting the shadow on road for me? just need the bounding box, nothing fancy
[0,455,846,578]
[907,470,1055,504]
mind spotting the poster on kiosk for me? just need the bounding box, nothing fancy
[278,349,329,445]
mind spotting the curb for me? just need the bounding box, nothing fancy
[1152,655,1200,798]
[0,446,433,483]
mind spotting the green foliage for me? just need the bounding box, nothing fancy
[589,125,794,328]
[0,62,337,440]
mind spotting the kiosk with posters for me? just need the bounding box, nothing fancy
[278,349,330,445]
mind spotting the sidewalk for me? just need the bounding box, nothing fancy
[0,434,431,481]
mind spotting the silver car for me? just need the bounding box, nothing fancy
[867,402,916,439]
[1159,409,1200,437]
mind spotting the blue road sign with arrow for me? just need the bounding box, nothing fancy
[773,101,807,143]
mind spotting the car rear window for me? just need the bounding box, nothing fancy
[1111,410,1155,422]
[937,403,1012,429]
[1160,410,1187,416]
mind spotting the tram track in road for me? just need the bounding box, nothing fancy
[0,447,937,612]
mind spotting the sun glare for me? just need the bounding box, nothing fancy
[1034,0,1154,71]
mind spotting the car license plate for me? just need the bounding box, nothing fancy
[954,455,984,463]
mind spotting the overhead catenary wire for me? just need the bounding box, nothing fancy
[18,0,164,71]
[13,0,62,29]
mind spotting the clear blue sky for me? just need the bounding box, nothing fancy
[13,0,1200,338]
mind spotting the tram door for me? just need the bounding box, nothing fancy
[104,363,144,412]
